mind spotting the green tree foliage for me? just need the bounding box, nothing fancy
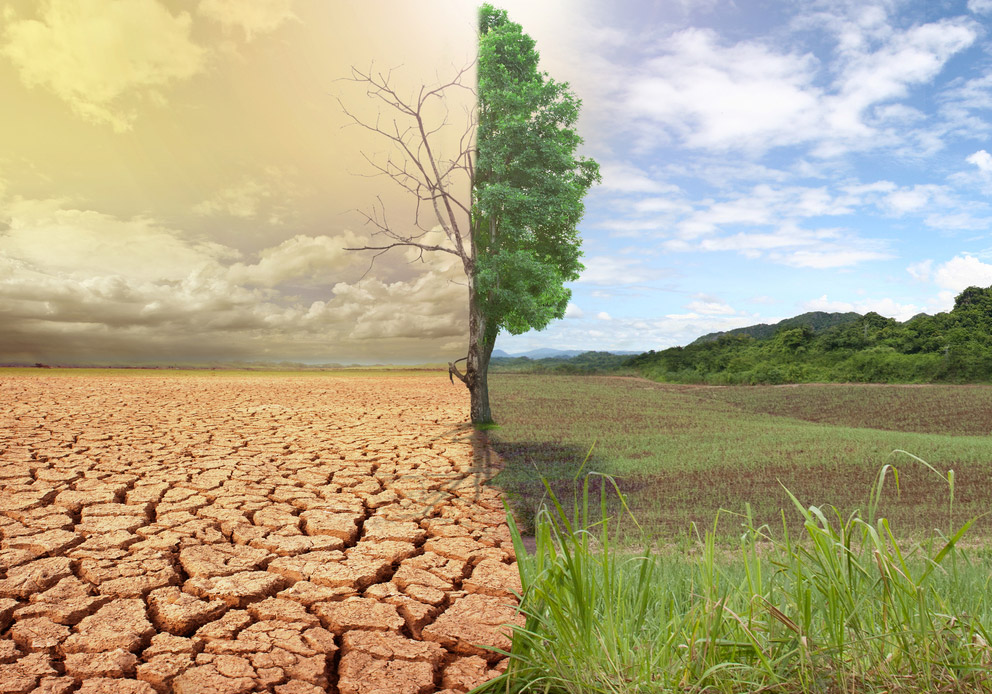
[627,286,992,384]
[474,5,600,339]
[448,4,599,422]
[342,5,598,424]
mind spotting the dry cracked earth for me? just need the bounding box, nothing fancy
[0,373,523,694]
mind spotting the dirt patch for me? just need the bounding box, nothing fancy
[0,374,521,692]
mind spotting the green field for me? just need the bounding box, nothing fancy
[486,375,992,541]
[484,374,992,693]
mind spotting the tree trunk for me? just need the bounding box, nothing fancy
[465,279,495,425]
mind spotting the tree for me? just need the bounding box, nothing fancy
[343,4,599,424]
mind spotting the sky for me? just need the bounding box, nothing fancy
[3,0,992,365]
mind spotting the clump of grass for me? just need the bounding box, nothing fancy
[478,457,992,693]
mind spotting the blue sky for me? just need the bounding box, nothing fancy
[493,0,992,354]
[3,0,992,364]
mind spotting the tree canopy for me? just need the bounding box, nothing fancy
[473,4,600,341]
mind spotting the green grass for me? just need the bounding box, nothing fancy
[486,375,992,540]
[477,471,992,694]
[692,383,992,436]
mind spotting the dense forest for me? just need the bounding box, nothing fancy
[495,286,992,384]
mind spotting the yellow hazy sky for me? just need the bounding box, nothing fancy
[10,0,977,365]
[0,0,487,364]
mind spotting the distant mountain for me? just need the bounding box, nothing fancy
[690,311,862,345]
[628,285,992,384]
[492,348,640,359]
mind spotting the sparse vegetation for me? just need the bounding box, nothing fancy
[486,375,992,540]
[490,351,634,374]
[482,372,992,692]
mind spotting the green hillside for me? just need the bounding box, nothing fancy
[627,285,992,384]
[690,310,862,344]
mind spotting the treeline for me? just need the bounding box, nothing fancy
[690,311,861,344]
[628,285,992,384]
[497,286,992,384]
[490,350,633,374]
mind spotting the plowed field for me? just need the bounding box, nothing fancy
[0,372,521,694]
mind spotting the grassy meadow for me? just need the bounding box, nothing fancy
[483,374,992,693]
[486,375,992,541]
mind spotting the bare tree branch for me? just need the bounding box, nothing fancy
[340,60,482,405]
[344,242,461,257]
[338,60,476,276]
[448,357,468,385]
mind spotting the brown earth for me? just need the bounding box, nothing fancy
[0,373,524,693]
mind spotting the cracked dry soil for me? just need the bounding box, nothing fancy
[0,373,523,694]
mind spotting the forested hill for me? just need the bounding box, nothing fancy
[626,285,992,384]
[691,311,861,345]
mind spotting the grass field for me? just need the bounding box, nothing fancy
[486,375,992,541]
[693,382,992,436]
[484,375,992,693]
[483,473,992,693]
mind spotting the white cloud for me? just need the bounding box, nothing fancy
[686,296,735,315]
[195,178,271,219]
[949,147,992,196]
[802,295,922,321]
[968,0,992,15]
[627,28,821,152]
[497,294,756,354]
[623,12,975,157]
[495,310,763,353]
[598,163,680,195]
[967,149,992,172]
[698,228,824,253]
[564,302,584,319]
[632,197,691,214]
[907,259,933,282]
[1,198,233,281]
[1,0,205,131]
[227,232,364,288]
[923,212,991,231]
[676,184,854,239]
[822,19,976,149]
[197,0,298,41]
[673,216,890,269]
[772,247,891,269]
[194,169,304,224]
[936,73,992,141]
[841,180,897,196]
[600,218,674,238]
[329,271,464,342]
[577,256,662,285]
[932,255,992,292]
[0,198,467,363]
[879,184,945,216]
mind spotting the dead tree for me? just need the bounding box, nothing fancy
[340,63,495,423]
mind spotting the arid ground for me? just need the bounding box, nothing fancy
[0,372,521,694]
